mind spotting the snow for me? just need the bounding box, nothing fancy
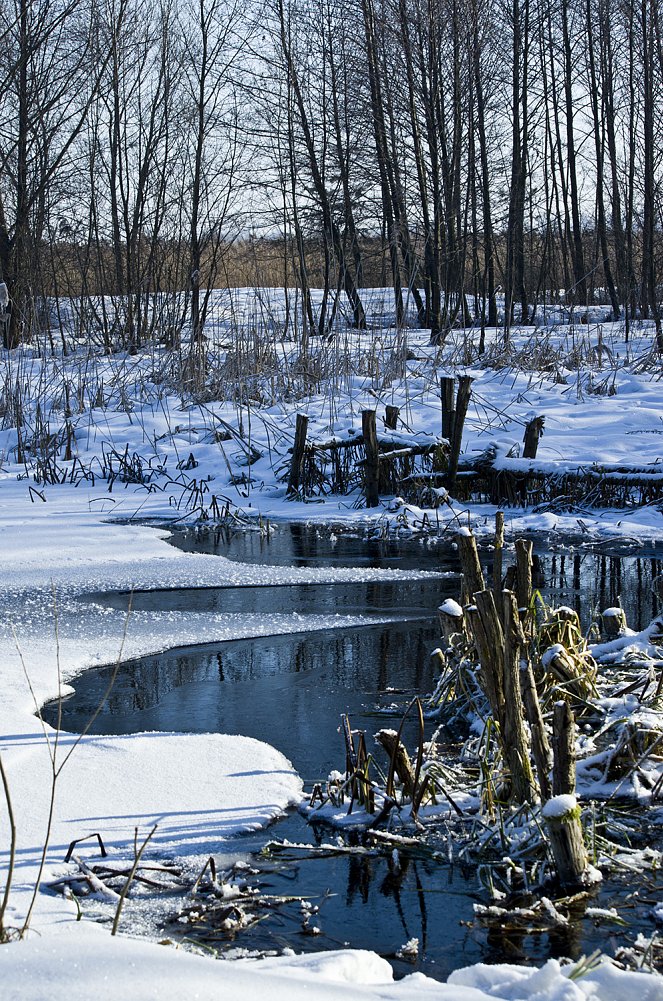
[439,599,464,617]
[2,935,662,1001]
[449,957,663,1001]
[542,795,579,820]
[1,309,663,997]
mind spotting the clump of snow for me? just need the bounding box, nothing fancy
[542,794,578,819]
[395,938,419,960]
[542,644,565,668]
[449,956,663,1001]
[439,599,463,617]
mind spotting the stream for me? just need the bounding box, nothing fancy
[43,524,663,980]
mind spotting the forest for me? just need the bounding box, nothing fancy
[0,0,662,354]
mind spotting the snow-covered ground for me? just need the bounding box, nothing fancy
[1,299,662,998]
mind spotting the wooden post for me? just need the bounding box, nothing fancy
[552,700,576,797]
[447,375,472,491]
[493,511,505,613]
[523,416,545,459]
[520,658,552,802]
[473,590,506,717]
[501,591,537,804]
[601,607,627,640]
[438,598,465,646]
[287,413,308,495]
[457,529,485,603]
[384,405,399,430]
[440,376,456,443]
[543,795,588,887]
[362,409,380,507]
[545,702,587,885]
[515,538,534,632]
[465,601,505,727]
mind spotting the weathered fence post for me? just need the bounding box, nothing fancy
[493,511,505,613]
[287,413,309,495]
[438,598,465,646]
[552,700,576,797]
[515,538,534,631]
[520,659,552,802]
[543,699,589,886]
[385,405,400,430]
[440,376,456,443]
[601,606,627,640]
[488,588,540,800]
[447,375,473,492]
[523,416,545,459]
[362,409,380,507]
[457,529,485,604]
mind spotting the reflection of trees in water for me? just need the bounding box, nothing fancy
[546,553,661,630]
[46,621,438,730]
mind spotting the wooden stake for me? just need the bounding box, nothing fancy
[543,797,588,887]
[520,658,552,802]
[287,413,308,495]
[523,415,545,459]
[552,700,576,797]
[457,529,485,603]
[362,409,380,507]
[438,600,465,645]
[493,511,505,613]
[447,375,472,491]
[515,538,534,628]
[384,405,400,430]
[440,376,456,443]
[544,701,588,885]
[601,607,627,640]
[496,590,537,804]
[472,590,506,725]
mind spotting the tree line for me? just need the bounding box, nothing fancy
[0,0,662,353]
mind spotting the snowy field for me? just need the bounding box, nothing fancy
[0,293,662,998]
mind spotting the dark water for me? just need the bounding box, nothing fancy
[52,622,438,783]
[45,524,663,978]
[171,522,663,629]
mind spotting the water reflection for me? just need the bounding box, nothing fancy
[170,524,662,630]
[46,622,439,781]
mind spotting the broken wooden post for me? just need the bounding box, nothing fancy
[523,415,545,459]
[552,700,576,797]
[362,409,380,507]
[384,405,399,430]
[438,598,465,646]
[601,606,627,640]
[542,794,589,887]
[466,600,504,726]
[515,538,534,633]
[544,701,588,885]
[287,413,308,495]
[501,591,537,804]
[456,528,486,604]
[447,375,472,492]
[520,657,552,802]
[493,511,505,613]
[375,729,416,800]
[440,376,456,443]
